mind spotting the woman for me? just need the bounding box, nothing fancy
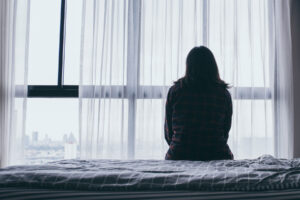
[164,46,233,161]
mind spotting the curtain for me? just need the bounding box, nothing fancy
[79,0,293,160]
[208,0,274,159]
[0,0,29,167]
[272,0,294,158]
[79,0,130,159]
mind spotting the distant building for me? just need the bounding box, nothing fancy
[32,131,39,144]
[63,134,68,143]
[64,132,77,159]
[68,133,76,144]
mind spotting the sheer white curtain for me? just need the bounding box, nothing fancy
[272,0,294,158]
[79,0,293,160]
[208,0,274,159]
[79,0,129,159]
[0,0,30,167]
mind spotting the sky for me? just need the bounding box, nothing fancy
[26,99,79,141]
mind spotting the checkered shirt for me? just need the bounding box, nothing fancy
[164,81,234,161]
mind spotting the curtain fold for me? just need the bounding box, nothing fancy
[79,0,129,159]
[272,0,294,158]
[79,0,293,160]
[0,0,29,167]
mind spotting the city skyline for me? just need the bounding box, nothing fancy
[26,99,79,141]
[24,131,78,165]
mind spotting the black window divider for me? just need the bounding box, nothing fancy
[28,85,78,98]
[57,0,66,87]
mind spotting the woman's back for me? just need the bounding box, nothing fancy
[164,80,233,161]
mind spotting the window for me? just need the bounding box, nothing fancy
[20,0,273,163]
[24,0,79,164]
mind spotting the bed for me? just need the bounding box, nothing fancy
[1,155,300,199]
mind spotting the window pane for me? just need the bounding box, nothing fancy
[139,0,271,87]
[25,99,79,164]
[97,100,128,159]
[28,0,61,85]
[80,99,129,159]
[208,0,270,87]
[228,100,274,159]
[139,0,203,86]
[64,0,83,85]
[80,1,128,85]
[135,99,168,159]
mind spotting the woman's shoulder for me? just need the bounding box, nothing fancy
[222,88,232,106]
[171,78,185,91]
[167,79,186,100]
[223,88,232,98]
[209,86,232,104]
[168,81,182,96]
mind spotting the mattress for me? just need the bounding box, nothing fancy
[2,187,300,200]
[1,155,300,192]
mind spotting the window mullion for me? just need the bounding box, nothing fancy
[267,0,278,157]
[58,0,66,86]
[126,0,141,159]
[202,0,208,45]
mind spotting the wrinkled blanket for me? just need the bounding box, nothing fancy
[1,155,300,191]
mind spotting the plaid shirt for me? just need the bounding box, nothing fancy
[164,81,233,161]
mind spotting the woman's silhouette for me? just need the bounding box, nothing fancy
[164,46,233,161]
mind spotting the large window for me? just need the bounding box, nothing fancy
[20,0,273,164]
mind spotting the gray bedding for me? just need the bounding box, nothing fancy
[3,187,300,200]
[1,155,300,191]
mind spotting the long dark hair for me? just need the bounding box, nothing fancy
[176,46,229,89]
